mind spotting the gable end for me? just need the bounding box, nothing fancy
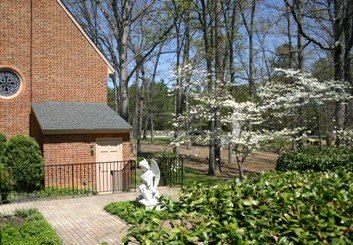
[57,0,115,75]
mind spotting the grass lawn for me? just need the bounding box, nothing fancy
[135,166,232,188]
[142,136,172,145]
[183,167,233,187]
[0,209,62,245]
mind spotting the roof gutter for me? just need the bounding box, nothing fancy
[42,128,132,136]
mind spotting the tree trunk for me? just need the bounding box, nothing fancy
[149,42,164,144]
[236,158,244,181]
[137,63,147,153]
[228,142,232,165]
[132,69,140,140]
[173,20,181,158]
[199,0,215,175]
[143,114,148,140]
[297,0,306,149]
[333,1,345,146]
[248,0,256,101]
[112,74,119,113]
[214,0,222,173]
[150,117,154,144]
[184,8,192,150]
[284,0,296,151]
[118,0,132,122]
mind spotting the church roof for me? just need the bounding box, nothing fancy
[57,0,115,74]
[32,102,132,135]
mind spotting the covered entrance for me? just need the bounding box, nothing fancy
[31,102,133,193]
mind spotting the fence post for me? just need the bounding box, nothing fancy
[169,158,172,188]
[71,164,74,196]
[181,156,184,188]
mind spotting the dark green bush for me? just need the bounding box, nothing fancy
[4,135,44,192]
[276,147,353,172]
[0,163,12,201]
[0,133,6,163]
[0,132,6,149]
[121,171,353,244]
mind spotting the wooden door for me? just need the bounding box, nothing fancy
[96,138,123,192]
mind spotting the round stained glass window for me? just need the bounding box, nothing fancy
[0,70,22,98]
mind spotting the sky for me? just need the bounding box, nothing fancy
[98,0,328,89]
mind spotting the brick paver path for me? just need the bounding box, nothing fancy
[0,187,179,244]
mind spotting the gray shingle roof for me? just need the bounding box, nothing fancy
[32,102,132,135]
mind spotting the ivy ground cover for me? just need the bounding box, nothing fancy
[107,171,353,244]
[0,209,62,245]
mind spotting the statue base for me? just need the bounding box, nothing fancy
[136,195,161,210]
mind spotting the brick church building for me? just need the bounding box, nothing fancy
[0,0,133,192]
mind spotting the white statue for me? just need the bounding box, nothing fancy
[137,159,160,209]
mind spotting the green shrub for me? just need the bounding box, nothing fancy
[0,163,12,201]
[105,200,172,225]
[0,133,6,163]
[4,135,44,192]
[276,147,353,172]
[0,132,6,147]
[0,209,62,245]
[123,171,353,244]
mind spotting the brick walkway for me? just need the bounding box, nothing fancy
[0,187,179,244]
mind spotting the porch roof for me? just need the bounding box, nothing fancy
[32,102,132,135]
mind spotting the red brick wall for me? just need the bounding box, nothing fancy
[31,0,109,103]
[43,133,132,165]
[0,1,32,137]
[0,0,110,137]
[0,0,133,190]
[30,110,44,151]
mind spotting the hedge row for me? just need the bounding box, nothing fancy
[118,171,353,244]
[276,147,353,172]
[0,133,44,200]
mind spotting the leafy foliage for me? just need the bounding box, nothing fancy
[0,209,62,245]
[0,163,11,201]
[4,135,44,192]
[127,81,174,130]
[105,200,172,225]
[0,133,6,164]
[121,171,353,244]
[0,133,6,150]
[276,147,353,172]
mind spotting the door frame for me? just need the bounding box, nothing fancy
[95,138,123,193]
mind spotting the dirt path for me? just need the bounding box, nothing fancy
[141,142,278,176]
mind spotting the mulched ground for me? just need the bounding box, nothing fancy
[0,215,25,227]
[141,142,278,177]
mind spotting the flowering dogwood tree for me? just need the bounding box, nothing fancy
[171,64,235,174]
[172,65,352,179]
[221,101,268,180]
[259,69,352,147]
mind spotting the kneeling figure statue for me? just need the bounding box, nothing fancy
[137,159,160,209]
